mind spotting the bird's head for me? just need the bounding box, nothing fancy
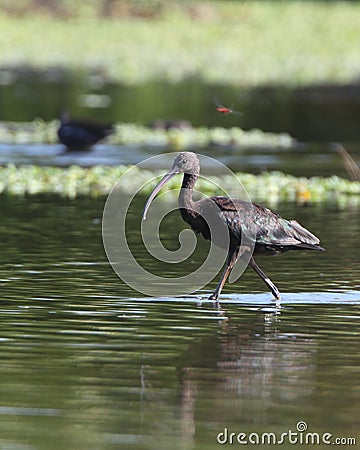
[142,151,200,220]
[170,151,200,176]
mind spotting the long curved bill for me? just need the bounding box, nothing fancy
[142,170,178,220]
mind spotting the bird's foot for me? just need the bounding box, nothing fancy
[208,292,221,309]
[270,287,281,301]
[272,292,282,308]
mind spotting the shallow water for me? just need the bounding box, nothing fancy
[1,71,360,181]
[2,71,360,141]
[0,196,359,449]
[0,141,355,179]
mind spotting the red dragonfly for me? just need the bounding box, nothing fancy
[214,100,242,115]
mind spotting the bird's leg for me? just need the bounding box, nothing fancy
[249,257,281,300]
[209,247,240,303]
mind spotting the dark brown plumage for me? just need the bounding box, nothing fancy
[58,110,114,151]
[142,152,324,302]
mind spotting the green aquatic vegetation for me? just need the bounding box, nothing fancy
[0,120,295,149]
[0,120,58,144]
[0,165,358,208]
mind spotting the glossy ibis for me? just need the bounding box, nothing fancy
[142,152,324,302]
[57,110,114,151]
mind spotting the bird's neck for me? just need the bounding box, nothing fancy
[179,173,198,211]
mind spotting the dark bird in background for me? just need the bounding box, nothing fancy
[143,152,324,303]
[57,110,115,151]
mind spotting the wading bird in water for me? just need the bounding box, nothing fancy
[142,152,324,303]
[57,110,114,151]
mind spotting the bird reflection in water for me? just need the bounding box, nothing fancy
[139,308,316,450]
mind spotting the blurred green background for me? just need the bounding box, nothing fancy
[0,0,360,141]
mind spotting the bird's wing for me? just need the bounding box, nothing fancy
[210,197,321,247]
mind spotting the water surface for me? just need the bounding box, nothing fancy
[0,141,356,179]
[2,69,360,141]
[0,196,358,449]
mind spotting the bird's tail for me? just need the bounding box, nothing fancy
[288,220,325,251]
[294,242,325,251]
